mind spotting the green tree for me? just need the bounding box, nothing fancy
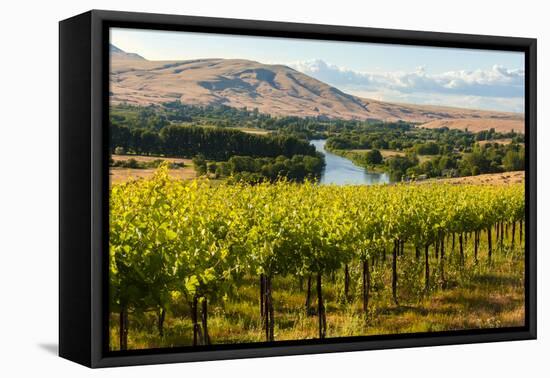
[503,150,524,171]
[192,154,207,176]
[365,149,383,165]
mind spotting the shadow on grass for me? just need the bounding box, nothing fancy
[440,292,523,314]
[468,273,522,287]
[374,283,523,319]
[375,305,430,317]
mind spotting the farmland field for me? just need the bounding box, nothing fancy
[110,154,196,183]
[432,171,524,185]
[109,171,525,350]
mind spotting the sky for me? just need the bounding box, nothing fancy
[111,28,525,113]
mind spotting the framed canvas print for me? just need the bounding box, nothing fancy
[59,10,536,368]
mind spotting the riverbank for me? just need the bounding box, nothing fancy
[327,146,524,186]
[324,147,389,174]
[310,139,389,185]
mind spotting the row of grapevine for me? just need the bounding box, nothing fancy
[109,166,525,349]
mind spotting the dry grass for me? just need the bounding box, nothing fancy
[234,127,271,135]
[419,118,524,134]
[350,149,406,158]
[109,154,196,184]
[430,171,524,185]
[478,138,515,146]
[110,167,197,184]
[111,154,190,164]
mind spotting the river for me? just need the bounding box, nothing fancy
[310,139,390,186]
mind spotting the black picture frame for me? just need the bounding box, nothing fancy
[59,9,537,368]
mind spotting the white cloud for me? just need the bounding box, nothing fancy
[289,60,524,112]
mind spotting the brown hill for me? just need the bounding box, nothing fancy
[418,118,524,133]
[110,45,524,133]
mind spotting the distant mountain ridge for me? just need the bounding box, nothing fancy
[109,45,524,133]
[110,44,146,61]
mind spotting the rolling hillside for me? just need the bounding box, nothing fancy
[110,44,524,132]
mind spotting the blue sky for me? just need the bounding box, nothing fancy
[111,28,525,113]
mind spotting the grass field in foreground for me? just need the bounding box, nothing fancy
[109,234,524,350]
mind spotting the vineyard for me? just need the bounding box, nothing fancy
[109,166,525,350]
